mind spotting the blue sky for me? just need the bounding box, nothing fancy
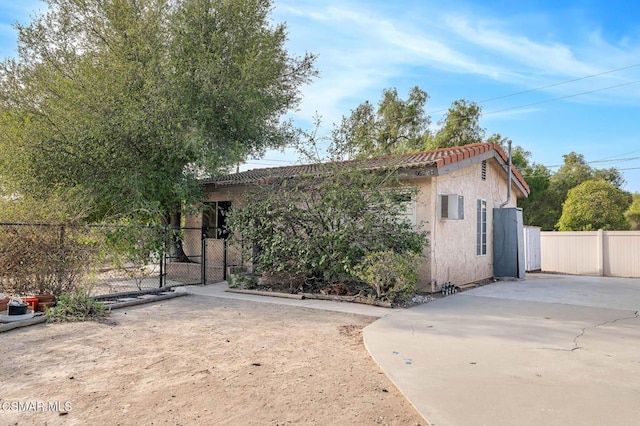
[2,0,640,192]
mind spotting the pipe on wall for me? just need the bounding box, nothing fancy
[499,140,512,208]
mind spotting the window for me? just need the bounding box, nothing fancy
[394,193,417,228]
[203,201,231,239]
[476,199,487,256]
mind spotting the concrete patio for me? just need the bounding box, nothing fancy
[364,274,640,425]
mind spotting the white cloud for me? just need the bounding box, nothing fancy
[277,2,510,127]
[275,0,640,129]
[443,16,599,77]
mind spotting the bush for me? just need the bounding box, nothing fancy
[353,251,420,303]
[227,267,259,289]
[557,179,632,231]
[46,289,107,322]
[0,224,96,296]
[226,163,428,286]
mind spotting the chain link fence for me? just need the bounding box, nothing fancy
[0,223,229,298]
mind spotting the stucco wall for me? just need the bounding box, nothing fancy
[182,188,244,266]
[403,177,432,292]
[192,156,521,290]
[422,158,517,288]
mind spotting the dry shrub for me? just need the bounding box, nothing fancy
[0,224,96,296]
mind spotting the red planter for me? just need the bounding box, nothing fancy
[22,297,39,312]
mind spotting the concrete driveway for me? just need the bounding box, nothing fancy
[364,274,640,426]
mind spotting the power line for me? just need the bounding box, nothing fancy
[588,156,640,165]
[246,157,295,163]
[540,155,640,169]
[541,155,640,169]
[243,66,640,171]
[427,62,640,115]
[591,149,640,163]
[483,79,640,117]
[246,153,640,173]
[242,161,299,167]
[477,63,640,104]
[347,67,640,131]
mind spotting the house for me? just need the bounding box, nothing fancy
[185,142,530,291]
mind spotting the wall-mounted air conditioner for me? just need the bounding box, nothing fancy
[439,194,464,220]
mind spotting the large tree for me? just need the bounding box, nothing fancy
[334,89,512,158]
[557,180,632,231]
[430,99,485,149]
[0,0,316,223]
[332,86,431,158]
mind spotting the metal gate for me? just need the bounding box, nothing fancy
[163,226,227,286]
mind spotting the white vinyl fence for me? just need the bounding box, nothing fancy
[540,230,640,277]
[523,226,541,272]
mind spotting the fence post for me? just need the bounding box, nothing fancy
[159,226,166,288]
[201,228,207,286]
[223,239,227,281]
[597,229,604,276]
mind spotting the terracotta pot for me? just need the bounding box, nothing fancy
[36,294,55,303]
[35,294,55,312]
[0,297,9,312]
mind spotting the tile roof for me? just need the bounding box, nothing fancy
[202,142,530,194]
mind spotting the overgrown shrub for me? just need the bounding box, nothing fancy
[353,251,420,303]
[46,289,107,322]
[0,222,165,296]
[226,159,429,291]
[0,224,97,296]
[227,272,259,289]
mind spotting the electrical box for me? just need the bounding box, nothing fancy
[493,207,525,279]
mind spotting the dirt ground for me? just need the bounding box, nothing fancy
[1,296,424,425]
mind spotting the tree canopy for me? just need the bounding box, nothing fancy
[557,179,632,231]
[332,86,431,158]
[0,0,316,222]
[333,87,515,158]
[625,193,640,230]
[521,152,626,230]
[430,99,485,149]
[331,87,634,231]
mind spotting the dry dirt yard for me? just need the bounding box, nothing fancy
[1,296,424,425]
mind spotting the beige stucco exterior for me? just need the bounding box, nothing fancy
[407,158,519,291]
[189,153,526,292]
[183,189,245,273]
